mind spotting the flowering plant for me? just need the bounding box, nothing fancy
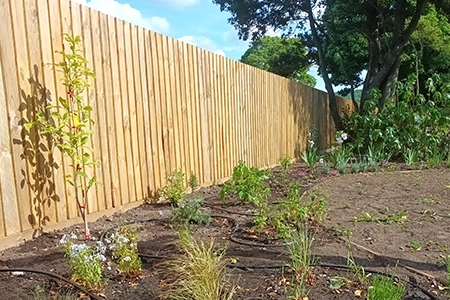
[60,233,106,290]
[105,225,142,277]
[301,137,320,168]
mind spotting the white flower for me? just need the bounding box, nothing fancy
[319,158,324,164]
[341,133,348,141]
[336,137,343,144]
[308,140,314,146]
[123,256,131,262]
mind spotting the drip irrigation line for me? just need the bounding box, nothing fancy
[0,268,104,300]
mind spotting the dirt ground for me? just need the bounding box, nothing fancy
[1,163,450,300]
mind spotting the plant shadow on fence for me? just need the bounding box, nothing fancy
[13,65,61,237]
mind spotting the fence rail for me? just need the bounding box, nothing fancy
[0,0,353,247]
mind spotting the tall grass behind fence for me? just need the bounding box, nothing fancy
[0,0,353,245]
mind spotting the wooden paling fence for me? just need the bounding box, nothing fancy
[0,0,353,248]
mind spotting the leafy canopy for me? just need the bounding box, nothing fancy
[240,36,316,86]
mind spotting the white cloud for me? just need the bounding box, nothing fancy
[72,0,170,34]
[222,29,250,59]
[146,0,200,9]
[178,35,225,56]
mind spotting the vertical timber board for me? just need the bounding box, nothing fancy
[0,0,20,236]
[209,52,218,181]
[115,19,136,204]
[130,25,145,201]
[180,42,193,185]
[216,55,224,179]
[42,0,65,224]
[90,9,110,213]
[178,41,192,183]
[222,56,230,176]
[169,38,185,176]
[138,27,155,198]
[108,16,128,207]
[155,33,171,177]
[138,27,154,198]
[163,36,177,172]
[48,0,69,220]
[28,0,60,226]
[236,62,244,160]
[230,60,238,167]
[80,5,100,214]
[146,30,165,190]
[100,13,119,208]
[123,22,139,202]
[198,49,211,183]
[10,0,34,232]
[60,0,76,219]
[188,44,203,183]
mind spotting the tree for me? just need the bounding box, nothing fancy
[240,36,317,87]
[212,0,436,129]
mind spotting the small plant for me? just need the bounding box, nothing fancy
[160,228,234,300]
[170,198,211,226]
[160,169,186,205]
[285,226,315,299]
[367,275,405,300]
[409,241,422,251]
[279,154,292,176]
[329,134,352,173]
[271,183,307,239]
[60,233,106,290]
[26,34,98,238]
[442,255,450,288]
[319,158,331,174]
[329,276,351,290]
[354,211,407,224]
[404,148,419,165]
[221,161,271,230]
[189,172,200,191]
[427,149,445,167]
[344,230,370,286]
[305,188,328,224]
[301,140,319,168]
[19,285,79,300]
[105,225,142,277]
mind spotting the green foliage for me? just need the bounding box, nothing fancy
[367,275,406,300]
[354,211,407,224]
[278,154,292,177]
[343,75,450,163]
[189,172,200,191]
[160,169,186,205]
[285,225,315,299]
[221,161,271,230]
[240,36,316,86]
[60,234,105,291]
[170,198,211,226]
[404,148,419,165]
[26,34,98,238]
[20,285,78,300]
[301,142,319,168]
[107,225,142,277]
[272,185,328,238]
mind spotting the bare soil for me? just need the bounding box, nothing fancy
[1,163,450,300]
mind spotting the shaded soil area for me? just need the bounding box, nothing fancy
[1,163,450,299]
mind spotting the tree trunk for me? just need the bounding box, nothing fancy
[306,0,343,130]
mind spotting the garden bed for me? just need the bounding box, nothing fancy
[0,163,449,299]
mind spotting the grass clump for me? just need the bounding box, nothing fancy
[284,225,316,299]
[160,227,234,300]
[367,275,405,300]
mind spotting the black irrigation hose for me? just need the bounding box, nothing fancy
[225,262,440,300]
[0,268,104,300]
[210,214,295,247]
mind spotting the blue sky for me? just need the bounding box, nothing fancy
[71,0,326,90]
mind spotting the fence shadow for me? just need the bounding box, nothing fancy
[13,64,60,237]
